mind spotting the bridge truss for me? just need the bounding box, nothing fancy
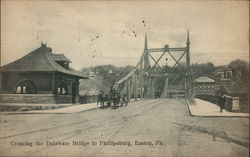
[114,31,194,102]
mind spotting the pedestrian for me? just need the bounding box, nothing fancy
[219,94,226,112]
[97,90,104,105]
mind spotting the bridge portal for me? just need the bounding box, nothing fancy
[114,31,194,103]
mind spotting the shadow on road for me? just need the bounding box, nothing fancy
[173,122,249,149]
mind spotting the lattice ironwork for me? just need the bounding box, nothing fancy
[114,31,194,102]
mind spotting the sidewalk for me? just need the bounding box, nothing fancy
[0,103,100,114]
[0,99,139,115]
[187,98,249,117]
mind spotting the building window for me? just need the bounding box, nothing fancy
[16,86,21,93]
[15,80,38,94]
[23,86,26,93]
[62,88,66,94]
[56,61,69,69]
[57,81,68,95]
[226,71,232,78]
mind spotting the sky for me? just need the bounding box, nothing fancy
[1,1,249,70]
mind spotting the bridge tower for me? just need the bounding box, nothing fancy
[114,31,194,102]
[185,30,194,102]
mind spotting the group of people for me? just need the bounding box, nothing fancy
[97,87,128,108]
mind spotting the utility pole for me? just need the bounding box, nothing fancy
[186,30,193,102]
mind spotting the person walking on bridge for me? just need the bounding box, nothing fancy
[219,94,226,112]
[97,90,104,106]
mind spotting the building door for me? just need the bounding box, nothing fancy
[72,83,76,103]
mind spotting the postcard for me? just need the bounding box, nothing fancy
[0,1,249,156]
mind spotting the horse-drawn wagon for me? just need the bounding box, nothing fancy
[97,89,123,108]
[106,92,120,107]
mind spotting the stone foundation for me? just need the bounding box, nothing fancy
[0,94,56,104]
[79,95,98,104]
[0,94,98,105]
[55,95,73,104]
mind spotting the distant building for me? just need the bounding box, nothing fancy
[81,71,96,79]
[0,43,88,104]
[215,66,246,89]
[216,67,233,81]
[195,76,215,96]
[108,69,113,74]
[89,72,96,79]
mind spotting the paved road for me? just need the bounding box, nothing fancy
[0,99,249,157]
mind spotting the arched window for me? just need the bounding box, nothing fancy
[15,80,38,94]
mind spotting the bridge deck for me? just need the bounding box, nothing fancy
[0,99,248,157]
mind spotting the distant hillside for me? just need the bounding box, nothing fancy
[79,59,249,95]
[79,76,112,95]
[79,65,135,95]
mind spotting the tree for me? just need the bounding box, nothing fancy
[191,62,215,75]
[228,59,249,78]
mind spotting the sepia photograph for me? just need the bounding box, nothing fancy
[0,0,249,156]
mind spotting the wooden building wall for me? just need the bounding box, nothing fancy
[0,72,81,104]
[1,72,53,94]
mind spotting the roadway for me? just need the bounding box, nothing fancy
[0,99,249,157]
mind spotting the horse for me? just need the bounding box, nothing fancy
[120,94,128,106]
[97,92,106,107]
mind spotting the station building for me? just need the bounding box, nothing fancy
[0,43,88,104]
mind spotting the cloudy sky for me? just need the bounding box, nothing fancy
[1,1,249,70]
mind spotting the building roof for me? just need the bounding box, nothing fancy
[1,43,87,79]
[52,54,72,63]
[195,76,215,83]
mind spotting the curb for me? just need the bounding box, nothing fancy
[0,99,140,115]
[185,99,249,118]
[186,115,249,118]
[185,98,193,116]
[0,106,100,115]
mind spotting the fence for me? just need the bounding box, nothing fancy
[196,94,243,112]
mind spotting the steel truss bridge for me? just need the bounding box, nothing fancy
[114,31,194,102]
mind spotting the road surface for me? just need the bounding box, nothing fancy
[0,99,249,157]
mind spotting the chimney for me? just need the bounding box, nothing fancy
[41,41,47,48]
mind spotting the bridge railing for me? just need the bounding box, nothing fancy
[195,94,242,112]
[114,48,146,101]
